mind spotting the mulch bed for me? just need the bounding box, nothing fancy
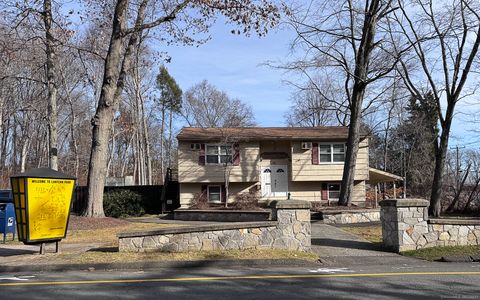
[68,215,131,230]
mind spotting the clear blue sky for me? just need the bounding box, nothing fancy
[160,18,479,149]
[162,22,296,127]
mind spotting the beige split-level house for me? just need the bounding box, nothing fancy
[177,127,402,207]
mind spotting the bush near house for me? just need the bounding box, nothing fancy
[188,191,262,210]
[104,190,145,218]
[231,191,261,210]
[189,192,210,210]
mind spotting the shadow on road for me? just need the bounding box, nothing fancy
[312,238,386,251]
[0,247,37,257]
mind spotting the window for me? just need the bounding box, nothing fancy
[319,144,345,163]
[206,145,232,164]
[190,143,201,150]
[208,186,222,203]
[328,183,340,200]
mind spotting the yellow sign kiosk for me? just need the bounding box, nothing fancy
[10,168,75,253]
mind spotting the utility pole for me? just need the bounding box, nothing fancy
[450,145,465,193]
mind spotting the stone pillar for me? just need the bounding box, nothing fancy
[380,198,429,252]
[270,200,311,251]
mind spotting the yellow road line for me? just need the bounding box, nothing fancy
[1,271,480,287]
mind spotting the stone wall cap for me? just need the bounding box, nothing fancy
[269,200,311,209]
[379,198,429,207]
[319,208,380,215]
[174,209,270,214]
[117,221,278,238]
[428,218,480,225]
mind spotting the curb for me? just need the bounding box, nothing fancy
[0,259,321,274]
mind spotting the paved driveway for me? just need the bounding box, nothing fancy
[311,222,417,266]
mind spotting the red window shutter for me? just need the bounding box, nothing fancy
[232,143,240,166]
[321,183,328,200]
[312,143,319,165]
[221,184,227,203]
[201,185,208,198]
[198,144,206,165]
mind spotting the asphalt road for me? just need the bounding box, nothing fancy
[1,262,480,299]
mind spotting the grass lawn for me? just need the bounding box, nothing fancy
[402,245,480,261]
[28,248,319,265]
[340,225,383,243]
[64,222,177,245]
[3,217,176,246]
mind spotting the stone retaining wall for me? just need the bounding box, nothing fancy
[319,209,380,224]
[174,209,271,222]
[380,199,480,252]
[118,200,311,252]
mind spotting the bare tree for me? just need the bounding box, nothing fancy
[84,0,280,217]
[182,80,256,128]
[285,0,399,205]
[394,0,480,216]
[284,80,342,127]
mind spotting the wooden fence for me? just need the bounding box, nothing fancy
[72,185,164,215]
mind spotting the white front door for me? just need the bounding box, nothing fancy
[261,167,272,197]
[261,165,288,197]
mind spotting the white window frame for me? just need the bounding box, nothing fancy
[207,185,222,203]
[327,183,341,200]
[318,143,346,164]
[206,144,233,165]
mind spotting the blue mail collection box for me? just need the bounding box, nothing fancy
[0,190,15,243]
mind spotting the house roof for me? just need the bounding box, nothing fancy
[177,127,367,142]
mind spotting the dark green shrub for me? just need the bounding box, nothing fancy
[103,190,145,218]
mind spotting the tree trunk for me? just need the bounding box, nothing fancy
[43,0,58,171]
[84,0,129,217]
[167,109,173,168]
[429,108,454,217]
[20,136,30,173]
[338,0,380,206]
[338,96,362,205]
[106,120,116,178]
[141,94,152,185]
[160,106,165,183]
[446,164,470,212]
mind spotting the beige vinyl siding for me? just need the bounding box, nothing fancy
[352,180,366,205]
[284,180,366,203]
[291,139,369,181]
[179,182,258,207]
[178,141,260,183]
[288,181,323,202]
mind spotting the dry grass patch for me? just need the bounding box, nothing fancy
[28,248,319,265]
[64,222,178,245]
[3,217,179,246]
[341,225,383,243]
[402,245,480,261]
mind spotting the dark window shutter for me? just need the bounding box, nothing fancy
[198,144,206,165]
[312,143,319,165]
[232,143,240,166]
[321,183,328,200]
[221,185,227,203]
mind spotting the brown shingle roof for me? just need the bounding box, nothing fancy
[177,127,364,141]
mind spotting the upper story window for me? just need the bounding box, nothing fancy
[206,145,232,164]
[319,144,345,163]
